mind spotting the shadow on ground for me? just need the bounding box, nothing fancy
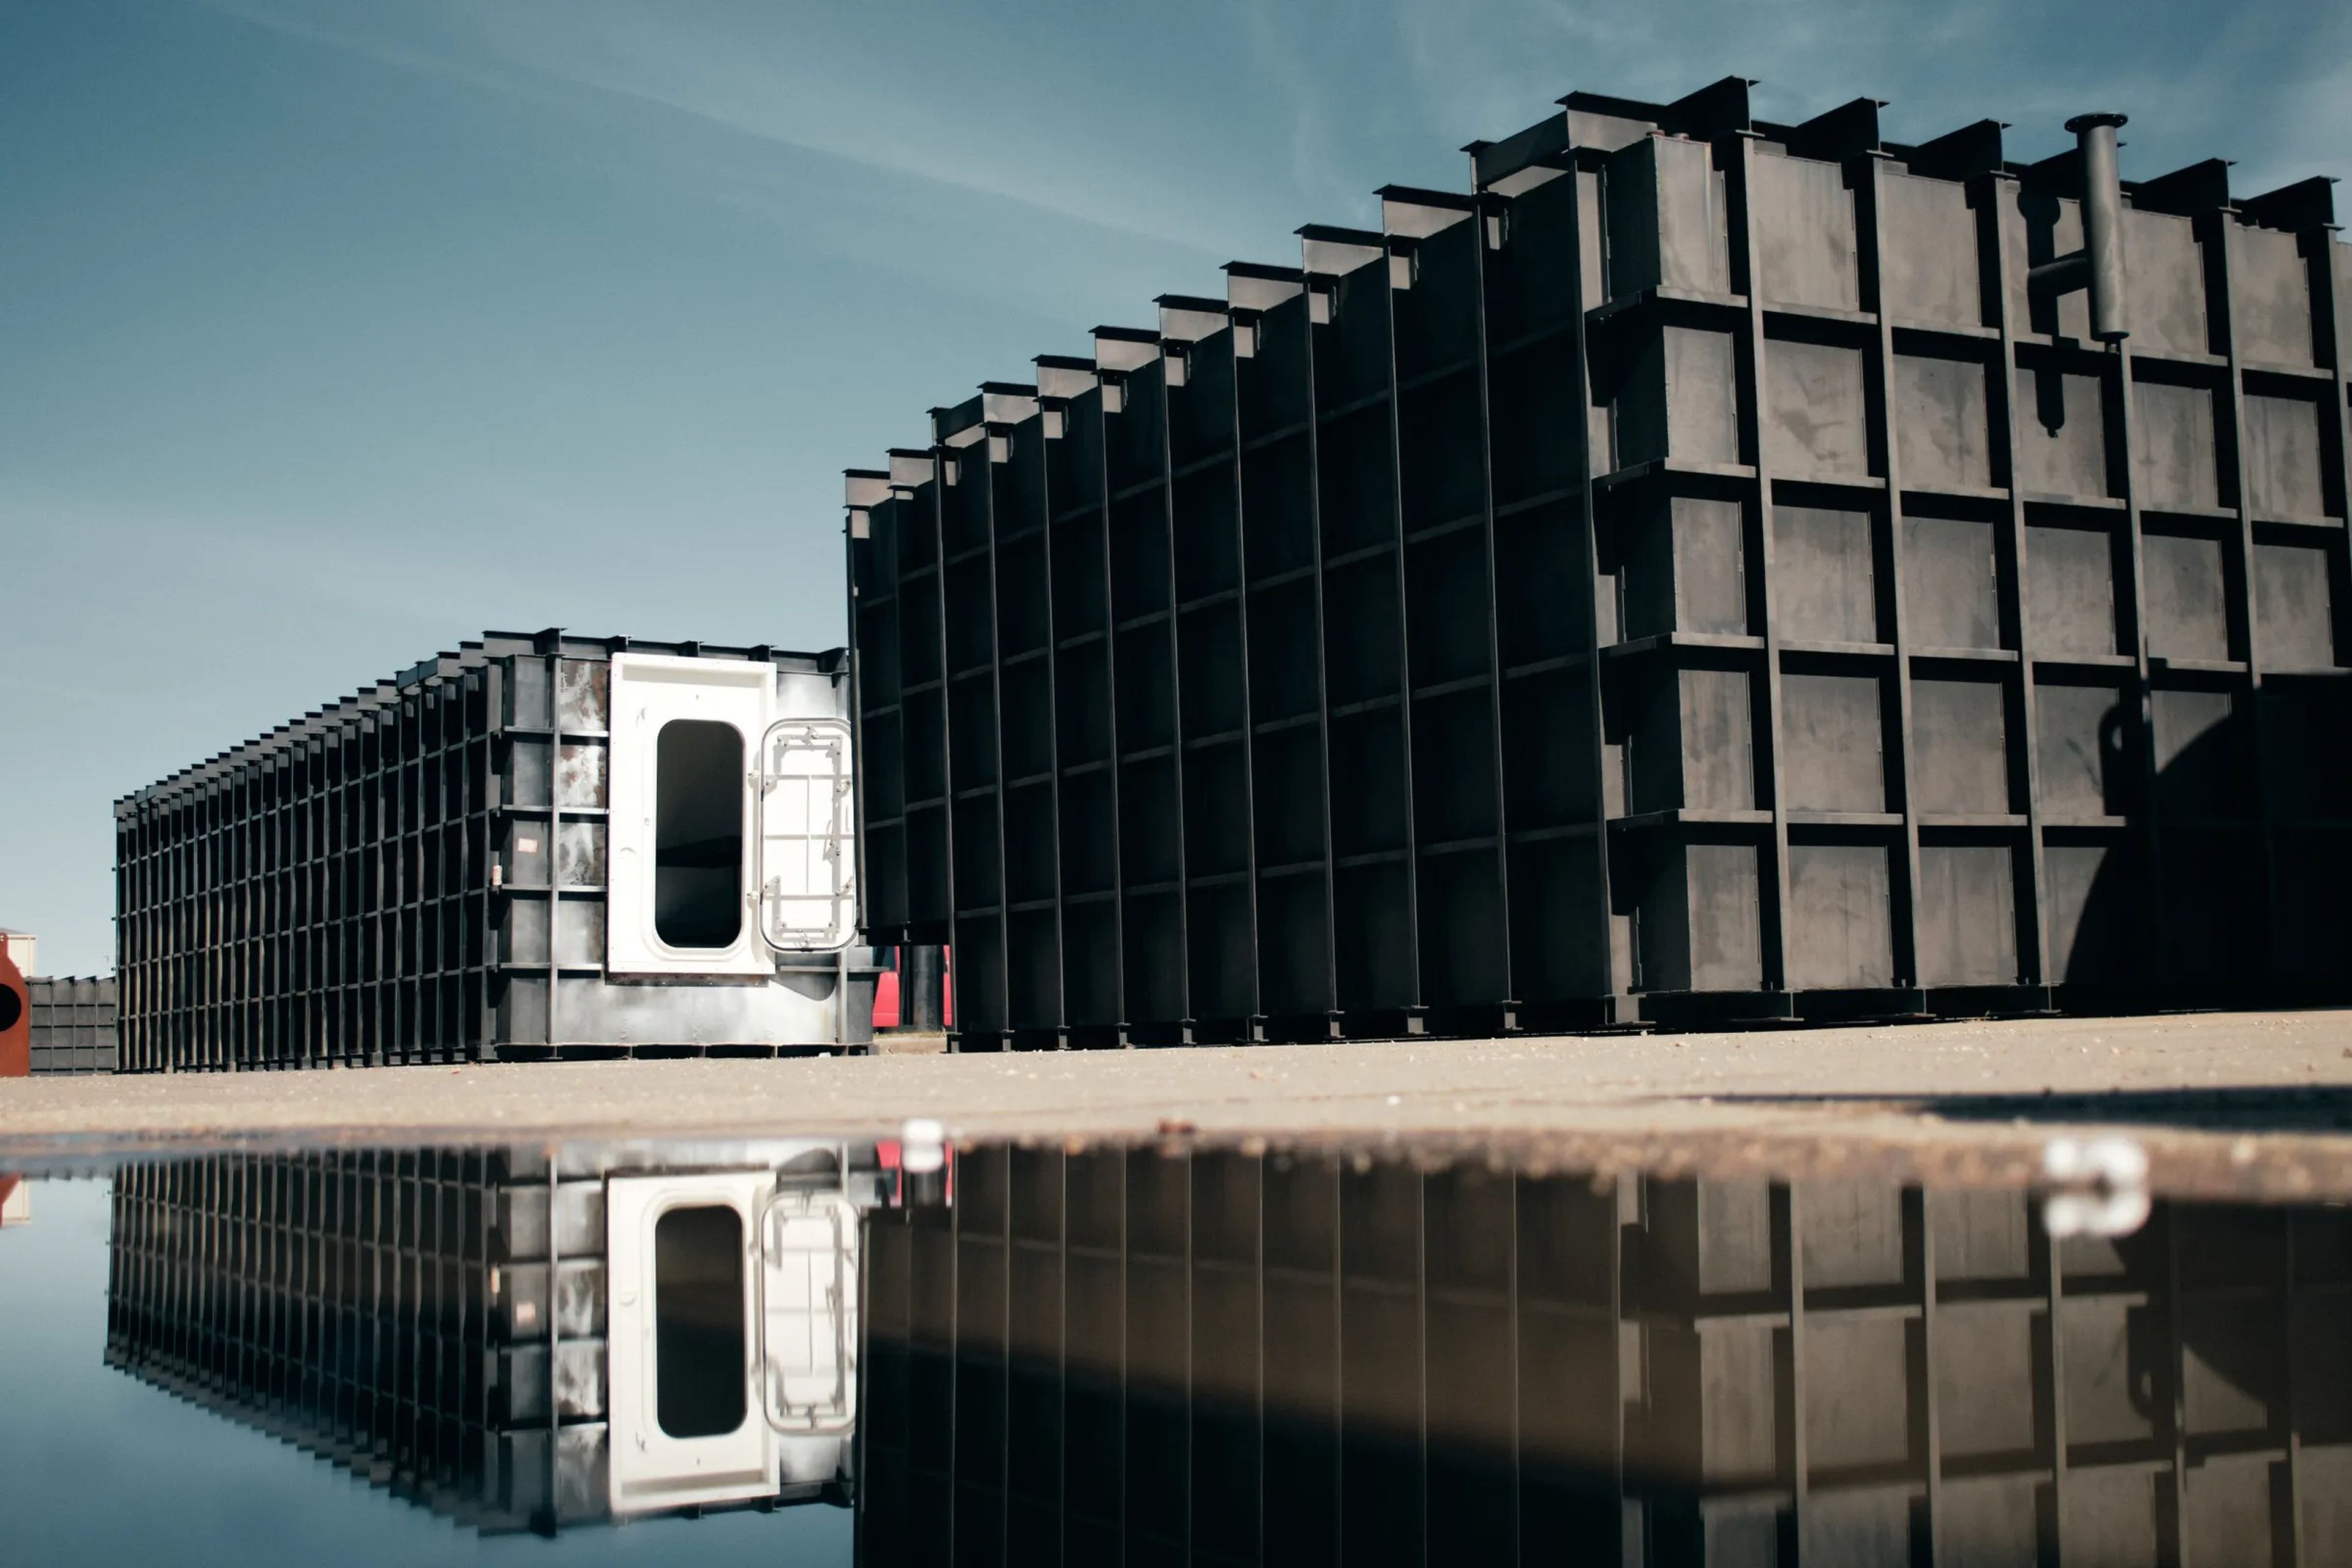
[1724,1085,2352,1133]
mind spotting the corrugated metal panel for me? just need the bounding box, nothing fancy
[26,974,117,1075]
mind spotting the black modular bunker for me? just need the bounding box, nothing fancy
[115,631,867,1070]
[845,77,2352,1048]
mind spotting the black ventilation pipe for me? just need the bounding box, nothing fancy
[905,944,945,1033]
[2030,112,2130,342]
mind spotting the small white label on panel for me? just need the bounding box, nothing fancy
[517,836,540,853]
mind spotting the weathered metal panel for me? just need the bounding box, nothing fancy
[1784,843,1894,988]
[1765,339,1871,477]
[1751,150,1860,312]
[1653,842,1763,992]
[1912,679,2010,812]
[1774,506,1878,643]
[2026,525,2120,658]
[2012,365,2111,497]
[1607,134,1732,298]
[1903,517,2000,649]
[2228,222,2316,366]
[1625,496,1747,637]
[2243,393,2328,518]
[2255,541,2338,668]
[1781,673,1887,812]
[2123,207,2211,355]
[1915,844,2018,985]
[1619,326,1740,467]
[1879,169,1982,327]
[2036,682,2135,817]
[2133,379,2223,510]
[2142,532,2231,661]
[1894,352,1995,489]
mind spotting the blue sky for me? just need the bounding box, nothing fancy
[4,0,2346,976]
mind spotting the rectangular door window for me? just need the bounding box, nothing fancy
[656,720,745,949]
[654,1204,748,1439]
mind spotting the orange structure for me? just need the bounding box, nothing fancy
[0,947,28,1077]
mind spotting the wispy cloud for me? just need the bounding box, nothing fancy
[182,0,1290,349]
[194,0,1253,257]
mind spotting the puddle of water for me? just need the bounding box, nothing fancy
[1,1136,2346,1565]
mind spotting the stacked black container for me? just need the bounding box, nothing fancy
[847,78,2352,1049]
[26,974,117,1074]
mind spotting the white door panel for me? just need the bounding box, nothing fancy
[606,654,771,977]
[606,1172,775,1514]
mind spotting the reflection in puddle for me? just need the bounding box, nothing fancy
[652,1204,747,1439]
[869,1147,2352,1567]
[2040,1136,2153,1241]
[11,1139,2350,1564]
[103,1142,875,1537]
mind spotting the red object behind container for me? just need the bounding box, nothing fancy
[870,946,952,1032]
[0,949,28,1077]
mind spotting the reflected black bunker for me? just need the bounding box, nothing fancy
[863,1144,2352,1567]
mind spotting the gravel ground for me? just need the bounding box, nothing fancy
[5,1009,2350,1199]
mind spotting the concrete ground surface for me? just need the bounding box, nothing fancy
[4,1009,2351,1200]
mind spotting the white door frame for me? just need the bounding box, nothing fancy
[606,654,772,977]
[605,1172,777,1515]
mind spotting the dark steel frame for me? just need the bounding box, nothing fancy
[848,79,2351,1049]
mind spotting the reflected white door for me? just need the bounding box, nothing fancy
[605,1172,774,1513]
